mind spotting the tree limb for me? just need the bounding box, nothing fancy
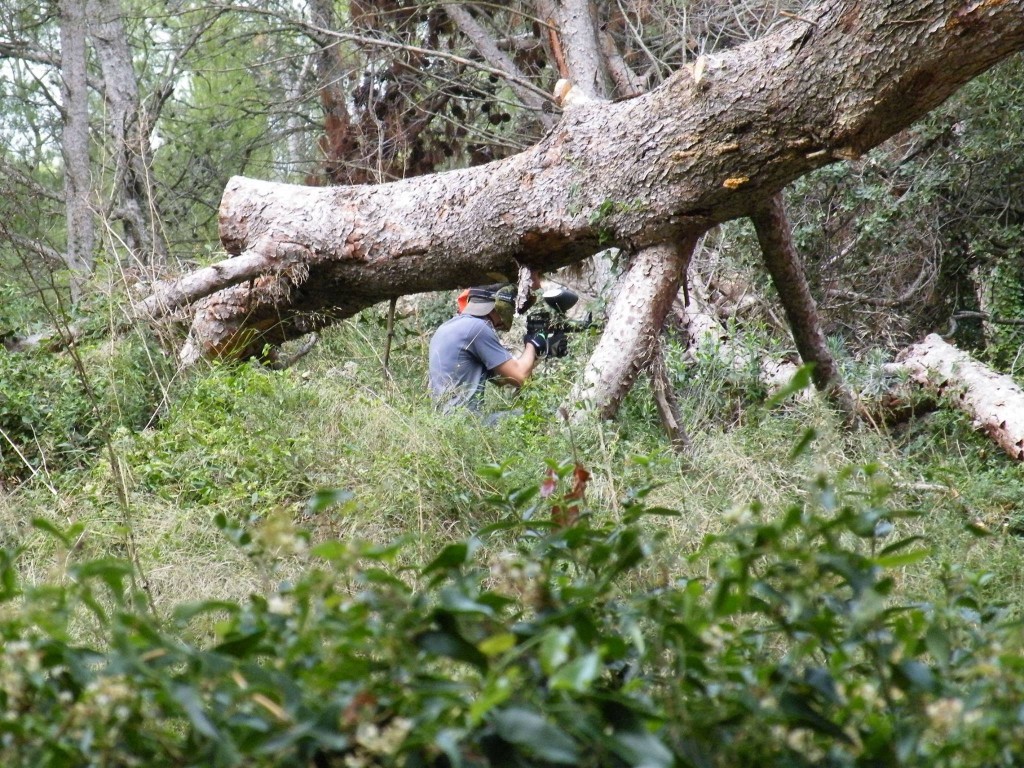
[750,193,857,420]
[445,4,554,128]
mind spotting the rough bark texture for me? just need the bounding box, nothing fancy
[143,0,1024,364]
[750,193,857,419]
[59,0,94,300]
[89,0,168,264]
[893,334,1024,462]
[536,0,610,100]
[571,239,694,417]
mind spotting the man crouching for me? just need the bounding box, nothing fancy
[428,284,565,418]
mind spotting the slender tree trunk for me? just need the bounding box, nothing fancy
[88,0,167,265]
[59,0,94,301]
[750,194,857,420]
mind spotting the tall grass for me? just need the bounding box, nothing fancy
[1,294,1023,616]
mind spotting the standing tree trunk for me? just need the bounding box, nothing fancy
[59,0,95,301]
[537,0,694,423]
[88,0,168,265]
[571,239,695,417]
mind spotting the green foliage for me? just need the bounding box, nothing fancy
[0,331,169,484]
[2,455,1024,766]
[897,409,1024,533]
[121,362,316,510]
[0,348,94,482]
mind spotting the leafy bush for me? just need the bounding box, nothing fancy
[0,334,168,486]
[2,451,1024,767]
[121,362,316,509]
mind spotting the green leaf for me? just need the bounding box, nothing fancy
[765,364,814,409]
[214,629,267,658]
[778,692,851,743]
[492,707,579,764]
[478,632,517,657]
[417,630,488,672]
[423,540,478,575]
[540,628,573,675]
[31,517,78,547]
[469,672,516,725]
[893,660,936,692]
[610,729,675,768]
[874,548,931,568]
[550,651,600,692]
[305,488,354,514]
[170,682,220,739]
[877,536,927,557]
[635,506,681,517]
[440,587,495,616]
[72,558,134,598]
[925,624,951,669]
[789,427,817,460]
[310,540,349,562]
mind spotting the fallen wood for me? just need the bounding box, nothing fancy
[891,334,1024,462]
[674,283,810,401]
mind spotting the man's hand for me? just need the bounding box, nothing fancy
[524,331,551,356]
[524,330,569,358]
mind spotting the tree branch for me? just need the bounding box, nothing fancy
[750,193,857,420]
[445,4,554,128]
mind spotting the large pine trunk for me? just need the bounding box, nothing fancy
[140,0,1024,387]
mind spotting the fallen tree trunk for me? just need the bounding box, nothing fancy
[891,334,1024,462]
[674,282,809,401]
[139,0,1024,368]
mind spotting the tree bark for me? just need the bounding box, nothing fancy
[59,0,94,301]
[750,193,857,420]
[88,0,168,265]
[571,239,694,417]
[536,0,610,100]
[141,0,1024,366]
[891,334,1024,462]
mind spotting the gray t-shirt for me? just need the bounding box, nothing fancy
[428,314,513,412]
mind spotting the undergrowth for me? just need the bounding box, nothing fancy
[0,299,1022,766]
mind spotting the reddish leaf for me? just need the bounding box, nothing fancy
[551,464,589,528]
[552,504,578,529]
[540,468,558,498]
[567,464,590,501]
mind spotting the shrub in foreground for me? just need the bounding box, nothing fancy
[1,459,1022,767]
